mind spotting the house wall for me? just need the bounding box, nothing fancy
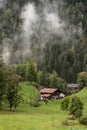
[41,90,60,100]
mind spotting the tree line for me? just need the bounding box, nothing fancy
[0,0,87,83]
[0,60,22,110]
[0,0,87,111]
[0,58,87,110]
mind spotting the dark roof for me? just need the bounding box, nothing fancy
[40,88,58,94]
[67,84,78,88]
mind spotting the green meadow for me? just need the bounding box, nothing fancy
[0,83,87,130]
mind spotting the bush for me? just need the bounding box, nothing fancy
[61,97,70,111]
[30,101,40,107]
[68,96,83,118]
[61,95,83,119]
[29,93,40,107]
[80,116,87,125]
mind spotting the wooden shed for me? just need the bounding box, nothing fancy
[67,84,78,90]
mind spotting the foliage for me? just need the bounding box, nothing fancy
[0,0,87,111]
[83,54,87,71]
[48,71,68,94]
[38,70,50,87]
[0,81,86,129]
[0,87,86,130]
[0,60,7,109]
[0,61,22,110]
[77,72,87,89]
[68,96,83,118]
[29,93,40,107]
[42,37,87,83]
[19,82,40,106]
[29,86,40,107]
[61,95,83,119]
[25,60,38,82]
[16,64,26,80]
[16,61,68,93]
[48,71,59,88]
[61,97,70,111]
[80,116,87,125]
[0,0,87,83]
[6,74,22,110]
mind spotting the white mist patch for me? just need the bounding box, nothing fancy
[46,13,61,28]
[1,0,82,64]
[2,38,12,65]
[2,46,10,65]
[20,2,38,59]
[21,3,38,38]
[0,0,6,8]
[42,0,65,34]
[45,12,64,34]
[18,0,66,62]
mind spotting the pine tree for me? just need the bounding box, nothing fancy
[0,60,7,109]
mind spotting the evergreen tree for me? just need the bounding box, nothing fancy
[68,96,83,119]
[77,72,87,89]
[48,71,58,88]
[61,56,71,83]
[83,54,87,72]
[25,60,38,82]
[6,74,22,111]
[0,60,7,109]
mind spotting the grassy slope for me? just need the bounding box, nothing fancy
[0,83,87,130]
[19,82,40,103]
[76,87,87,115]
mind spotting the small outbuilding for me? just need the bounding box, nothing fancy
[67,84,79,91]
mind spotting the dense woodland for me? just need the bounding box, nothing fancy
[0,0,87,109]
[0,0,87,82]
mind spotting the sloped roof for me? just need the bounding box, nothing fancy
[67,84,78,88]
[40,88,58,94]
[42,94,51,98]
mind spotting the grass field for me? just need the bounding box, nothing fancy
[0,83,87,130]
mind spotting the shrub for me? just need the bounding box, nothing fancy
[61,97,70,111]
[30,101,40,107]
[29,93,40,107]
[68,96,83,119]
[61,95,83,119]
[80,116,87,125]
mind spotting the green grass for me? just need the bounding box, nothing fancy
[19,82,40,103]
[0,83,87,130]
[76,87,87,115]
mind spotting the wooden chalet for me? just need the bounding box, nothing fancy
[67,84,79,91]
[40,88,60,100]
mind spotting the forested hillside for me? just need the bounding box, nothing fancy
[0,0,87,84]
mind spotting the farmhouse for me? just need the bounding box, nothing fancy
[40,88,62,100]
[67,84,79,91]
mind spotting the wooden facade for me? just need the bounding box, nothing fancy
[40,88,60,100]
[67,84,79,90]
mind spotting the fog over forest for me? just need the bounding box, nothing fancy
[0,0,87,83]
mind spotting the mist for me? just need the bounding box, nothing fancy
[2,0,82,64]
[2,38,12,65]
[20,2,38,61]
[0,0,6,8]
[18,0,65,63]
